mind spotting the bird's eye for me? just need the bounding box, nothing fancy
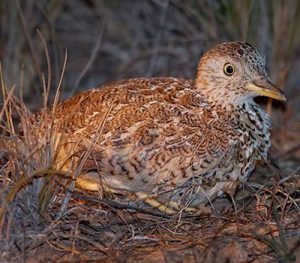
[223,63,235,76]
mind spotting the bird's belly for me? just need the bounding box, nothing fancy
[87,149,207,194]
[101,162,180,193]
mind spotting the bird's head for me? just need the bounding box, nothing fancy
[196,41,285,106]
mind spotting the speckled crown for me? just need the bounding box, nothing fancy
[204,41,266,75]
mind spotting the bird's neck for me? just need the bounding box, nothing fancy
[235,101,270,125]
[195,80,272,137]
[207,95,255,112]
[234,101,272,162]
[211,99,271,131]
[196,80,250,107]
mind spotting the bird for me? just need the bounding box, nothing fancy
[32,41,285,214]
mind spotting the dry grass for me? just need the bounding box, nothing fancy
[0,0,300,262]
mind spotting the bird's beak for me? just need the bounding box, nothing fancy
[246,79,286,101]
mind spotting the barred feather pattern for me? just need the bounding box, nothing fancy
[30,41,275,208]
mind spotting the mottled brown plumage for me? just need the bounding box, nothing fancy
[32,41,285,213]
